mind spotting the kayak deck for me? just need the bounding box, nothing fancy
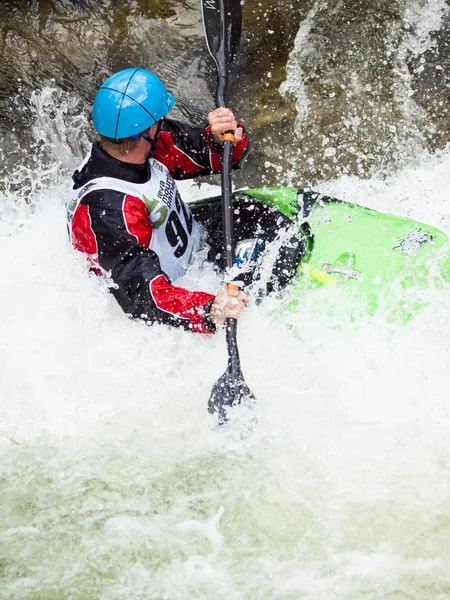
[188,187,450,324]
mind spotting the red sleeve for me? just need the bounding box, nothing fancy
[153,118,249,179]
[205,124,249,173]
[150,275,215,334]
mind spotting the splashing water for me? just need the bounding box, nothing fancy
[0,79,449,599]
[1,0,450,593]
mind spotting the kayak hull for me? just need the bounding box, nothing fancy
[188,187,450,324]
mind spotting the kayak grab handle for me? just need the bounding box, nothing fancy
[298,263,337,286]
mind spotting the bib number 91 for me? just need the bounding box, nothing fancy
[165,194,194,258]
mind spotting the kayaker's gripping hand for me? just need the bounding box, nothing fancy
[209,286,249,326]
[208,108,244,146]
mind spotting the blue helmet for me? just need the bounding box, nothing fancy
[92,68,175,139]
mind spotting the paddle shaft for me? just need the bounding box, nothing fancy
[214,0,242,386]
[219,119,243,387]
[202,0,255,418]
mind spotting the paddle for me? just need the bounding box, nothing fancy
[201,0,256,425]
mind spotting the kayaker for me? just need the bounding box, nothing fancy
[67,68,303,333]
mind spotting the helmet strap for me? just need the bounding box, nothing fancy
[141,119,163,159]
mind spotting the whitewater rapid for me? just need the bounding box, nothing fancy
[1,0,449,593]
[1,124,449,598]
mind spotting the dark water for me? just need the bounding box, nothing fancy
[0,0,448,190]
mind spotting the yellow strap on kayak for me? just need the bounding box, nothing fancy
[298,263,337,286]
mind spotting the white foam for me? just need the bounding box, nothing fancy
[1,96,449,599]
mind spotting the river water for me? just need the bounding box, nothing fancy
[1,1,450,599]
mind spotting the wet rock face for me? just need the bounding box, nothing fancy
[0,0,212,183]
[255,0,450,184]
[281,0,421,181]
[0,0,448,187]
[409,9,450,150]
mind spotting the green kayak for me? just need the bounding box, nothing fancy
[188,186,450,325]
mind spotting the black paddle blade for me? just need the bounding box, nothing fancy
[208,369,256,426]
[201,0,242,66]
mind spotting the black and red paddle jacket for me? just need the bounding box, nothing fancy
[69,118,249,334]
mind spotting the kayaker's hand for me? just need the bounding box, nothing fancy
[209,286,249,326]
[208,108,244,146]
